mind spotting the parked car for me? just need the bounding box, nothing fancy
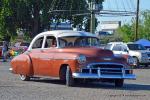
[104,42,150,67]
[9,42,30,57]
[10,30,136,87]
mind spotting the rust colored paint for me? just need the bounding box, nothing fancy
[11,54,33,76]
[11,47,128,78]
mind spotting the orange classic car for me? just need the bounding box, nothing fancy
[10,30,136,87]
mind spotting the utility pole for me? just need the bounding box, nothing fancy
[90,0,95,34]
[135,0,140,41]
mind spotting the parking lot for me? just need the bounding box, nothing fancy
[0,61,150,100]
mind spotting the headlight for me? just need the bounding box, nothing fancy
[77,55,86,64]
[127,56,134,65]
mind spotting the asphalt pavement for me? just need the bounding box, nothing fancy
[0,61,150,100]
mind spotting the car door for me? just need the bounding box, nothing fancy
[37,35,57,76]
[112,44,122,55]
[120,45,128,55]
[29,36,44,75]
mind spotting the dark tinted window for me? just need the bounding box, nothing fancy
[127,44,146,50]
[44,36,57,48]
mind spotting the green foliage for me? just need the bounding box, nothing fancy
[0,0,14,40]
[0,0,104,40]
[116,10,150,42]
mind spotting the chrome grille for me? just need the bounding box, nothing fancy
[81,68,123,75]
[81,63,125,76]
[91,64,123,68]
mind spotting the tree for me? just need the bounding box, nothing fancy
[116,10,150,42]
[0,0,14,41]
[0,0,104,40]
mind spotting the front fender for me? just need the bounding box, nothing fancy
[11,54,33,76]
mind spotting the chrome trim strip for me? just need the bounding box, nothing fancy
[86,62,125,68]
[98,68,101,77]
[83,68,123,70]
[72,73,136,79]
[53,58,77,60]
[122,68,125,77]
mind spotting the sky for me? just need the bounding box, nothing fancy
[97,0,150,25]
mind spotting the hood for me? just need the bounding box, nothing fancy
[59,47,127,64]
[129,50,150,54]
[58,47,114,57]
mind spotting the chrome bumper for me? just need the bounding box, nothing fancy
[9,68,13,73]
[73,73,136,79]
[72,67,136,80]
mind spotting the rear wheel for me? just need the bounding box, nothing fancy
[66,66,74,87]
[19,74,30,81]
[115,79,124,87]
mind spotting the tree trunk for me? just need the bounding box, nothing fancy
[32,0,40,37]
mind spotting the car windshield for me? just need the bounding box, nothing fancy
[127,44,146,50]
[58,36,100,48]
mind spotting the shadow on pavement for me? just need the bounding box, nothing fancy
[30,78,150,91]
[134,65,150,69]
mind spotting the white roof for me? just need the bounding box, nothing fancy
[108,42,124,44]
[36,30,97,38]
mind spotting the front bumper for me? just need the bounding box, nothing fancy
[9,68,13,73]
[139,57,150,64]
[73,73,136,79]
[72,63,136,80]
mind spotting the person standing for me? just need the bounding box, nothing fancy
[2,41,8,62]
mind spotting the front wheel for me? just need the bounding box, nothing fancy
[66,66,74,87]
[144,64,149,67]
[19,74,30,81]
[133,57,139,68]
[115,79,124,87]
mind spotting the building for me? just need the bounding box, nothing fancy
[98,21,121,34]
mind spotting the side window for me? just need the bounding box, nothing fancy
[112,44,121,51]
[44,36,57,48]
[32,37,44,49]
[104,44,112,50]
[59,38,67,48]
[121,45,128,52]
